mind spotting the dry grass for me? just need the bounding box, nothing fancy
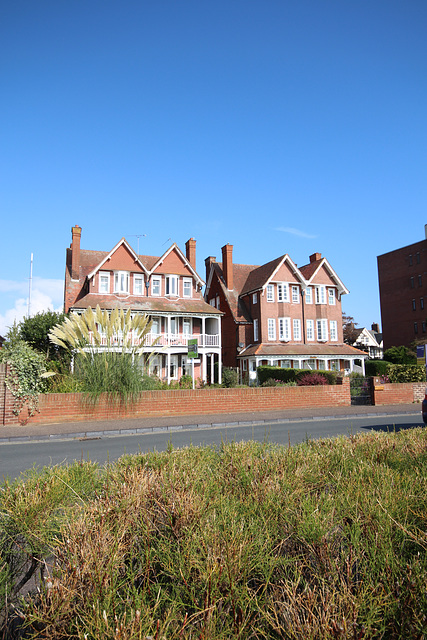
[1,429,427,639]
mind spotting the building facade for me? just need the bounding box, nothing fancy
[65,226,222,383]
[205,244,367,382]
[377,226,427,350]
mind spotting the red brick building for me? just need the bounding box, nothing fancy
[205,244,366,382]
[65,226,222,383]
[377,227,427,350]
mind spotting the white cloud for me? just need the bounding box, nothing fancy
[0,278,64,337]
[275,227,317,239]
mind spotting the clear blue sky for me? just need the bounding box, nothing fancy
[1,0,426,336]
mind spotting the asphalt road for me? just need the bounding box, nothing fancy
[0,411,423,482]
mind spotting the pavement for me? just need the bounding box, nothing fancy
[0,402,422,443]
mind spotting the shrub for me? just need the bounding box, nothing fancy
[365,359,391,376]
[0,341,48,416]
[222,367,239,387]
[297,373,328,386]
[387,364,426,383]
[384,345,416,364]
[179,374,193,389]
[258,366,337,386]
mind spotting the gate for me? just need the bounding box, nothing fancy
[350,376,373,405]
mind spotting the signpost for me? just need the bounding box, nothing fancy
[187,338,198,389]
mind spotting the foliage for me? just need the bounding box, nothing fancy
[48,305,157,400]
[258,365,338,386]
[342,312,360,345]
[384,345,417,364]
[17,310,69,361]
[0,341,48,416]
[179,374,193,389]
[365,359,391,376]
[2,430,427,639]
[387,363,426,383]
[297,372,328,386]
[221,366,239,387]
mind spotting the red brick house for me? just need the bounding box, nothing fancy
[377,226,427,350]
[65,226,222,383]
[205,244,367,382]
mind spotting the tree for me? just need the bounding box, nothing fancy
[342,313,360,345]
[13,311,68,361]
[383,345,416,364]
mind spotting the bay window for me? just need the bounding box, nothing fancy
[114,271,129,294]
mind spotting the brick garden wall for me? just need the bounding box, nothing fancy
[373,381,425,405]
[1,375,351,426]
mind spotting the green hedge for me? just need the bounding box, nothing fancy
[365,360,392,376]
[387,364,426,383]
[257,366,338,386]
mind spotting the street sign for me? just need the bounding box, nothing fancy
[187,338,198,359]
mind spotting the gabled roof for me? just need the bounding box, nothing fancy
[299,257,349,295]
[149,243,204,287]
[87,238,150,279]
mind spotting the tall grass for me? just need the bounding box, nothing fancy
[1,429,427,638]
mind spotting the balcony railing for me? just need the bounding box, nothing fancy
[92,332,220,348]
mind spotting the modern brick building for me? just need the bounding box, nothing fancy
[377,226,427,350]
[65,226,222,384]
[205,244,367,382]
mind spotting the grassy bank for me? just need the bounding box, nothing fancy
[1,428,427,639]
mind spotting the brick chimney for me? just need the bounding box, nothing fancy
[221,244,234,290]
[309,252,322,263]
[185,238,196,269]
[71,225,82,280]
[371,322,380,333]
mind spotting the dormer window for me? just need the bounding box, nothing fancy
[134,275,144,295]
[114,271,129,294]
[165,275,178,297]
[99,272,110,293]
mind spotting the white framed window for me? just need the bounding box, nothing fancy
[165,275,178,296]
[318,360,326,370]
[242,359,247,371]
[253,292,258,304]
[183,318,192,335]
[151,276,161,296]
[134,275,144,295]
[268,318,276,341]
[330,320,338,341]
[99,272,110,293]
[151,317,161,335]
[114,271,130,294]
[291,285,300,304]
[293,318,301,341]
[305,287,313,304]
[277,283,289,303]
[209,298,216,307]
[315,285,326,305]
[266,284,274,302]
[306,319,314,341]
[317,318,328,342]
[330,360,339,371]
[328,288,335,305]
[216,295,220,309]
[253,318,259,342]
[279,317,291,341]
[280,359,292,369]
[183,278,192,298]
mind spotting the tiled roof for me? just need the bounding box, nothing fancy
[299,259,322,280]
[213,262,254,322]
[69,293,222,315]
[239,343,368,358]
[240,256,284,295]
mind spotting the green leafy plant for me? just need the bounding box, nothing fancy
[0,341,48,416]
[384,345,417,364]
[221,367,239,387]
[387,363,426,383]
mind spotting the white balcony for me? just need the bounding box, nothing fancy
[92,332,220,348]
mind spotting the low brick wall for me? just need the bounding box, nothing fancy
[2,376,351,426]
[373,381,425,405]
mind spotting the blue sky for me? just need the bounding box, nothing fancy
[1,0,426,336]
